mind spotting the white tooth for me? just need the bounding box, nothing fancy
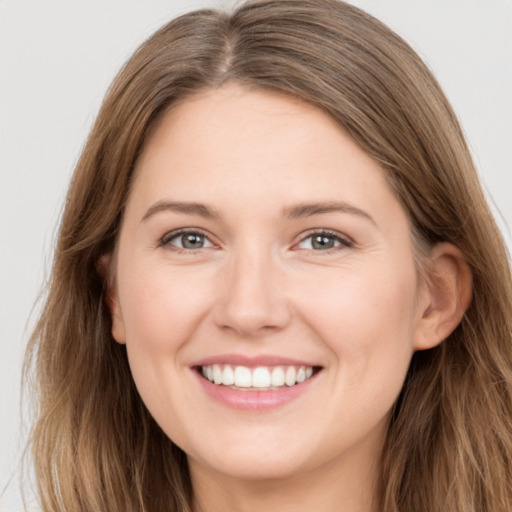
[234,366,252,387]
[296,367,306,383]
[271,367,285,387]
[252,367,271,388]
[305,367,313,379]
[285,366,296,386]
[206,365,214,382]
[202,366,208,378]
[212,364,222,385]
[222,365,235,386]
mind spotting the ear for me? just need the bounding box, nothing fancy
[97,254,126,345]
[413,243,472,351]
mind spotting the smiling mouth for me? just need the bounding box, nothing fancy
[197,364,322,391]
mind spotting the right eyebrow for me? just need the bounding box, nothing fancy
[141,200,220,222]
[283,200,376,226]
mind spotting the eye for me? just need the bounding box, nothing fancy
[296,230,352,251]
[161,229,214,250]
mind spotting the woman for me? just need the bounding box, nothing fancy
[25,0,512,511]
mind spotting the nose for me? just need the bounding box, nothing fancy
[213,244,291,338]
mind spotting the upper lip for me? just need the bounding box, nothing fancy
[192,354,321,368]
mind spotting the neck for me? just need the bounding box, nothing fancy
[189,446,381,512]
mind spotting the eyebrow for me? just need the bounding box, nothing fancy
[283,201,376,225]
[141,199,375,225]
[141,201,220,222]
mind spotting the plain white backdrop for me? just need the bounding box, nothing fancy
[1,1,511,510]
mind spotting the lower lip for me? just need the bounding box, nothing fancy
[194,370,319,411]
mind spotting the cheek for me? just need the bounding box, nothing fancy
[118,261,217,354]
[294,259,418,381]
[116,262,217,431]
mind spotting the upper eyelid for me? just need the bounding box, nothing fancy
[161,227,211,240]
[159,227,217,249]
[296,228,353,244]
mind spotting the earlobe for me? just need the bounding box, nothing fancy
[413,243,472,351]
[97,254,126,345]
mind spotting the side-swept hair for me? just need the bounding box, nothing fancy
[26,1,512,511]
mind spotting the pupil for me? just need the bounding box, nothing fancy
[183,234,204,249]
[312,235,334,250]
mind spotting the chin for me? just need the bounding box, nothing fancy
[183,430,318,481]
[191,450,312,481]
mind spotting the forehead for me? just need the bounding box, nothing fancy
[128,85,405,229]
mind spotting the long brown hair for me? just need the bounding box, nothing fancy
[25,1,512,510]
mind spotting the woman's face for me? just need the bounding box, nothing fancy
[110,85,432,482]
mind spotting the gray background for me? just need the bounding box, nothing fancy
[1,1,511,510]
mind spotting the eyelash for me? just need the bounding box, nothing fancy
[294,229,354,254]
[159,228,353,254]
[159,228,214,254]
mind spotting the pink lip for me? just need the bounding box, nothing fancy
[191,365,321,412]
[193,354,318,368]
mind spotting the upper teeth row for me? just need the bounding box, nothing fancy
[201,364,314,388]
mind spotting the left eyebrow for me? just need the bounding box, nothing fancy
[283,201,376,226]
[141,200,220,222]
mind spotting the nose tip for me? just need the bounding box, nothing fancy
[217,297,285,337]
[213,255,291,338]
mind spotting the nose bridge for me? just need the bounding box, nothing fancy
[215,238,290,336]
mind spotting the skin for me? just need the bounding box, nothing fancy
[108,85,471,512]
